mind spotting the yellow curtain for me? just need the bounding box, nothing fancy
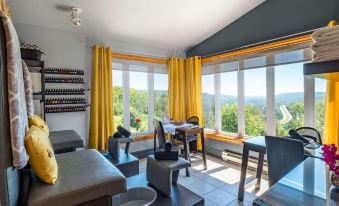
[185,56,204,150]
[168,57,186,121]
[168,56,204,150]
[324,80,339,146]
[89,45,114,150]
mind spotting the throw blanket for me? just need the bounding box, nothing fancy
[0,11,29,169]
[22,60,34,117]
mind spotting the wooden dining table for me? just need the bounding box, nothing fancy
[162,123,208,174]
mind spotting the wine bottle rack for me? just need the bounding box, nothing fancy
[45,105,88,113]
[46,98,86,105]
[45,67,84,75]
[45,88,85,95]
[45,77,84,84]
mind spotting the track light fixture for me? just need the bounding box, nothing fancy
[71,7,82,27]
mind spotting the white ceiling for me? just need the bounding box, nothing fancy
[9,0,264,51]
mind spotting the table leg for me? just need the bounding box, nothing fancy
[183,132,190,177]
[255,153,264,190]
[238,144,249,201]
[201,129,207,170]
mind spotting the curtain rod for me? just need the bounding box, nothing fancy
[201,30,315,59]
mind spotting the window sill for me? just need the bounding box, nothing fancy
[204,129,251,145]
[132,129,253,145]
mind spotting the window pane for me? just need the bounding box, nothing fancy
[112,69,123,128]
[130,70,148,132]
[244,68,266,136]
[220,71,238,133]
[315,78,326,136]
[202,74,215,129]
[154,73,168,120]
[275,63,304,136]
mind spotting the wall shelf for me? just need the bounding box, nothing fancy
[45,77,84,84]
[304,59,339,82]
[45,105,88,113]
[45,67,84,75]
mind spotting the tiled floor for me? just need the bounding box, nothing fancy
[139,154,269,206]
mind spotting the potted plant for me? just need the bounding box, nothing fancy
[134,117,141,132]
[322,144,339,187]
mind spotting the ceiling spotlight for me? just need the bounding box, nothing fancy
[71,7,82,27]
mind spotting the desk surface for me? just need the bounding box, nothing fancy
[245,136,322,159]
[254,157,339,206]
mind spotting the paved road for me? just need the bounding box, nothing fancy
[279,105,292,124]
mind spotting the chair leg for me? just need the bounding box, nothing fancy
[255,153,264,190]
[238,144,249,201]
[172,170,180,184]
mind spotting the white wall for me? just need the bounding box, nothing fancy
[15,22,182,148]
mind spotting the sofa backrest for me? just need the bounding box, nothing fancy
[0,18,21,206]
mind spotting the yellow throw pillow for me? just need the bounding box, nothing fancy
[28,115,49,135]
[25,125,58,184]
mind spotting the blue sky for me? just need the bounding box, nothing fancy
[113,62,327,95]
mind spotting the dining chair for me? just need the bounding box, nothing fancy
[153,120,167,152]
[153,119,182,152]
[174,116,200,154]
[265,136,305,187]
[295,127,322,145]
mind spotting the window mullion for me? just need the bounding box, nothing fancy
[122,64,130,130]
[148,70,155,132]
[266,55,275,136]
[304,76,315,127]
[238,61,245,136]
[214,70,221,132]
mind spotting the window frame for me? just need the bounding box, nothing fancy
[113,63,168,134]
[202,50,316,137]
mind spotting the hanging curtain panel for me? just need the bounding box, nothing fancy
[168,57,186,121]
[89,45,114,150]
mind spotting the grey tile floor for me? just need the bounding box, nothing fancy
[139,154,269,206]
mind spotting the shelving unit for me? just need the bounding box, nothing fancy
[303,59,339,82]
[44,67,88,114]
[24,59,46,120]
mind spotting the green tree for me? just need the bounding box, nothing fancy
[245,105,266,136]
[221,104,238,133]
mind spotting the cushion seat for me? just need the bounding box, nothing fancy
[49,130,85,153]
[28,149,126,206]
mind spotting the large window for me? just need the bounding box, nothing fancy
[154,73,168,120]
[201,49,325,138]
[112,66,123,128]
[244,68,266,136]
[112,61,168,134]
[129,70,148,132]
[202,74,215,129]
[315,78,326,136]
[275,63,304,136]
[220,71,238,133]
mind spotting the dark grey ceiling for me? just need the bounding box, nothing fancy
[186,0,339,57]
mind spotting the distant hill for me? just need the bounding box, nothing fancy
[202,92,326,107]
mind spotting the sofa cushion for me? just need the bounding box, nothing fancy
[28,115,49,135]
[28,149,126,206]
[25,125,58,184]
[49,130,85,153]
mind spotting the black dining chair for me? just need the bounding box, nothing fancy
[174,116,200,154]
[153,119,182,152]
[295,127,322,145]
[265,136,305,187]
